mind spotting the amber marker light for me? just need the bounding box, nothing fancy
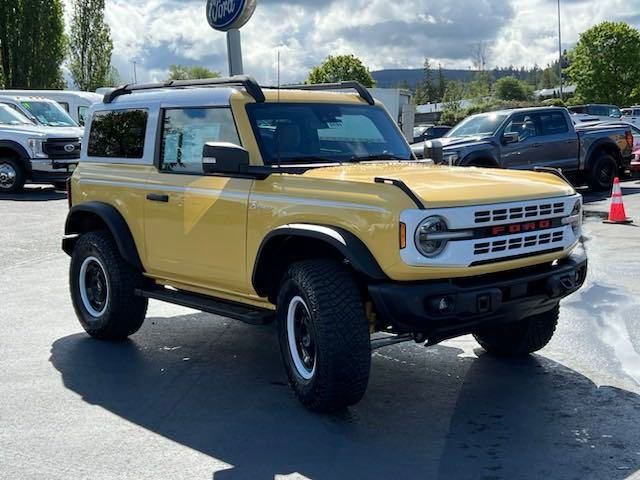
[399,222,407,249]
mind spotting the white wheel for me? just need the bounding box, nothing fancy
[78,256,110,318]
[286,296,316,380]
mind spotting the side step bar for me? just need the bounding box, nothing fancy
[135,287,274,326]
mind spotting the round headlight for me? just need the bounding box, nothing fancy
[415,216,448,257]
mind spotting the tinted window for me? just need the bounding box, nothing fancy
[591,105,608,116]
[569,106,586,114]
[538,112,569,135]
[88,109,148,158]
[504,114,538,141]
[160,108,240,174]
[246,103,412,165]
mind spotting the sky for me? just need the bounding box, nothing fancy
[65,0,640,85]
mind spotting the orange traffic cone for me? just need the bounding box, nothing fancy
[604,177,633,224]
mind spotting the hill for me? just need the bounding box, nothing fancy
[371,68,477,89]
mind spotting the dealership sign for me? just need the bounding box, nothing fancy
[206,0,257,32]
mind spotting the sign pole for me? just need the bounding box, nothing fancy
[226,29,244,76]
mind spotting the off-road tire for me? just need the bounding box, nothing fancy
[276,260,371,412]
[588,153,617,191]
[70,231,148,340]
[473,305,559,356]
[0,157,26,194]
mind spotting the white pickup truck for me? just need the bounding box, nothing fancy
[0,104,81,193]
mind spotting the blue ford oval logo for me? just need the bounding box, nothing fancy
[206,0,256,32]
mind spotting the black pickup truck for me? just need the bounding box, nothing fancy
[412,107,634,190]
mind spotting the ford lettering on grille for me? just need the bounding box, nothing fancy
[490,219,553,236]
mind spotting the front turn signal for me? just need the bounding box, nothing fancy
[399,222,407,249]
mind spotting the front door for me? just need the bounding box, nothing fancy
[500,113,540,169]
[144,106,253,296]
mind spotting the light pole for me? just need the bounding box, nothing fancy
[557,0,563,99]
[133,61,138,84]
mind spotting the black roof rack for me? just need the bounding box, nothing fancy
[103,75,266,104]
[280,81,375,105]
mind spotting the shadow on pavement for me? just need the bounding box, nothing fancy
[50,313,640,480]
[0,186,66,202]
[582,179,640,204]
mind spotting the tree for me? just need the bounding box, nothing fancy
[440,81,467,125]
[415,58,437,104]
[494,76,532,101]
[567,21,640,105]
[436,64,447,102]
[69,0,113,91]
[104,66,123,87]
[167,64,220,81]
[0,0,66,88]
[306,55,375,87]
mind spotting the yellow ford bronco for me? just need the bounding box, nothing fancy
[62,76,587,412]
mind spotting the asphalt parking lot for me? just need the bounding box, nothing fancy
[1,181,640,480]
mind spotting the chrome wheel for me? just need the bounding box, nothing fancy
[287,296,316,380]
[0,162,17,189]
[79,256,110,317]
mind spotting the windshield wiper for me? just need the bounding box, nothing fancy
[350,153,409,162]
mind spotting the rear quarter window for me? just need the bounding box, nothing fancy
[88,109,148,159]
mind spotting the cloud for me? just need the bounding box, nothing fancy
[96,0,640,85]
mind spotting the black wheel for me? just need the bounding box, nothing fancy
[473,305,559,356]
[70,231,148,340]
[276,260,371,412]
[0,157,25,193]
[588,153,617,191]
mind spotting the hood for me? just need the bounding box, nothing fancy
[300,162,575,207]
[0,124,83,139]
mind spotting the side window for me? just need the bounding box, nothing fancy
[58,102,70,112]
[538,112,569,136]
[592,105,608,116]
[88,109,148,158]
[160,108,240,174]
[78,106,88,126]
[609,106,621,118]
[504,114,538,141]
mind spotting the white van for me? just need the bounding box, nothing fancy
[0,90,102,125]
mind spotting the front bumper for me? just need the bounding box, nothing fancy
[29,158,77,183]
[368,248,587,343]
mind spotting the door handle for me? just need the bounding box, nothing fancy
[146,193,169,203]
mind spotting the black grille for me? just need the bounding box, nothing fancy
[43,138,81,159]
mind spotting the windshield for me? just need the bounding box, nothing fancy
[246,103,412,165]
[20,100,78,127]
[445,113,508,138]
[0,104,33,125]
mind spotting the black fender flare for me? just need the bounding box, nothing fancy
[252,224,388,297]
[460,150,500,167]
[0,140,31,173]
[63,202,144,271]
[584,138,621,170]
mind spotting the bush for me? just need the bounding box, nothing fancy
[494,76,533,101]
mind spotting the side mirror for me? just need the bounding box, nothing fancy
[424,140,443,163]
[202,142,250,175]
[502,132,519,144]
